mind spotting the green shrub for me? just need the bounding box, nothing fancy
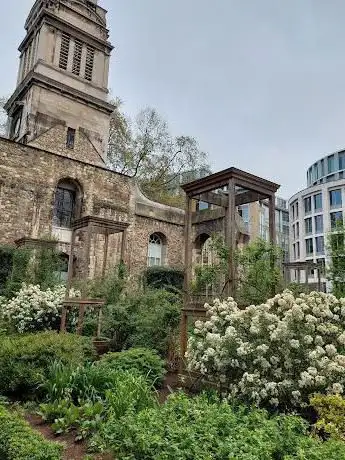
[99,348,166,387]
[0,332,95,397]
[39,370,156,440]
[0,404,63,459]
[144,266,184,291]
[92,392,345,460]
[311,394,345,440]
[104,288,181,356]
[41,361,119,404]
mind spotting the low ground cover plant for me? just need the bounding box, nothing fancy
[91,392,345,459]
[39,359,157,440]
[99,348,166,387]
[187,290,345,408]
[0,404,63,459]
[0,332,94,397]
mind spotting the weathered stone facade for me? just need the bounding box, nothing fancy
[0,136,186,280]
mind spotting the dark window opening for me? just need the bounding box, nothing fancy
[53,186,76,228]
[66,128,76,149]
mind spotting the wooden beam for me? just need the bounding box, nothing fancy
[268,194,276,244]
[195,191,228,207]
[235,190,267,206]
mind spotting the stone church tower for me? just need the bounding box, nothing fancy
[4,0,114,165]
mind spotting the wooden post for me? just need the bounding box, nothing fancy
[268,194,276,244]
[180,196,193,364]
[120,229,127,263]
[76,304,86,335]
[97,307,102,338]
[226,178,236,297]
[268,194,276,296]
[61,229,76,332]
[102,230,109,277]
[180,310,188,364]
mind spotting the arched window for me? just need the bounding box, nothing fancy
[53,179,81,228]
[147,233,166,267]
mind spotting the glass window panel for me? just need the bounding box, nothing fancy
[314,215,323,233]
[306,238,314,255]
[329,189,342,208]
[314,193,322,211]
[304,196,312,214]
[330,211,343,229]
[328,154,335,174]
[305,217,313,234]
[315,236,324,255]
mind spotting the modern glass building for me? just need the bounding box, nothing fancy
[289,152,345,290]
[307,149,345,186]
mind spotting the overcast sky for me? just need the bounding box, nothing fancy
[2,1,345,198]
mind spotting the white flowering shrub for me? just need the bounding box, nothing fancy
[0,284,80,333]
[186,290,345,408]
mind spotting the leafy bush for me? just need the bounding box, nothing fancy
[0,332,95,396]
[92,392,345,459]
[39,369,156,440]
[41,361,120,404]
[104,288,181,356]
[311,394,345,440]
[99,348,166,387]
[144,266,184,291]
[187,290,345,408]
[0,404,63,459]
[0,284,80,333]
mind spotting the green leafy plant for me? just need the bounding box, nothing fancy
[103,288,181,357]
[0,332,95,397]
[144,266,184,291]
[327,221,345,298]
[311,394,345,440]
[99,348,166,387]
[0,404,63,459]
[92,392,345,459]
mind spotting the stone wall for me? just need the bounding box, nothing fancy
[0,137,132,280]
[0,137,187,282]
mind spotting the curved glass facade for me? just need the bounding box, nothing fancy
[307,150,345,186]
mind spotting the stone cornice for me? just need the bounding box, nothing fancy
[19,7,113,54]
[5,70,115,116]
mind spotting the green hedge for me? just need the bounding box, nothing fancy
[0,332,95,397]
[0,405,63,460]
[99,348,166,387]
[144,266,184,291]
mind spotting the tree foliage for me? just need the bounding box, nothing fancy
[107,101,210,206]
[0,96,8,137]
[327,221,345,298]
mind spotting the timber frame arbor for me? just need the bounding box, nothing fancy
[179,167,280,360]
[60,215,129,336]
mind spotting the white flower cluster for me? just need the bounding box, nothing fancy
[186,290,345,407]
[0,284,80,333]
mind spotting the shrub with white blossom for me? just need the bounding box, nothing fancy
[0,284,80,333]
[186,290,345,408]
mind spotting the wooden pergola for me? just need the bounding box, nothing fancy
[60,215,129,335]
[284,260,325,292]
[179,167,280,359]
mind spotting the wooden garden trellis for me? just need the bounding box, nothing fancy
[60,215,129,334]
[283,260,325,292]
[179,167,280,362]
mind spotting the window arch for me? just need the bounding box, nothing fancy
[53,179,82,229]
[194,233,212,265]
[147,232,167,267]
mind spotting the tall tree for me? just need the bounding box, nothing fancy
[0,96,8,137]
[107,102,210,206]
